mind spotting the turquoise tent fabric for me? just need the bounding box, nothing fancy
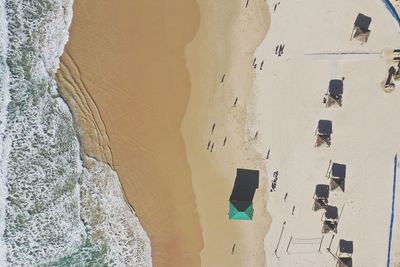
[229,202,253,220]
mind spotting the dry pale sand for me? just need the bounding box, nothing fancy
[56,0,203,266]
[184,0,271,266]
[253,0,400,266]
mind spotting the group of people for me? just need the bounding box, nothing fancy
[253,58,264,70]
[207,123,228,152]
[273,2,280,12]
[270,170,279,192]
[275,44,285,57]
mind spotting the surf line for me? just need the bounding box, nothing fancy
[387,154,397,267]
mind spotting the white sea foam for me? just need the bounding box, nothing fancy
[0,0,11,265]
[0,0,152,266]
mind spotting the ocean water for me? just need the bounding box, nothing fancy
[0,0,152,266]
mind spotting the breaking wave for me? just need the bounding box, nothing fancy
[0,0,152,266]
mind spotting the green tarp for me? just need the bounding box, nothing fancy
[229,202,253,220]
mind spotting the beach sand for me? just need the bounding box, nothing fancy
[56,0,274,266]
[56,1,203,266]
[184,0,270,266]
[254,0,400,266]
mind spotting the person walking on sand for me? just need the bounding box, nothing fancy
[292,205,295,215]
[207,141,211,150]
[284,193,288,202]
[231,243,236,255]
[275,45,279,54]
[223,136,227,146]
[210,143,214,152]
[260,61,264,70]
[254,131,258,140]
[233,97,238,107]
[212,123,216,133]
[220,74,225,83]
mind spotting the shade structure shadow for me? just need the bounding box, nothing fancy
[328,162,346,192]
[337,257,352,267]
[315,120,332,147]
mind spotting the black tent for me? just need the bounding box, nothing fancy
[330,163,346,191]
[339,239,353,255]
[338,240,353,267]
[354,13,371,31]
[229,168,259,220]
[325,205,338,221]
[329,80,344,98]
[331,163,346,179]
[315,184,329,199]
[313,184,329,211]
[352,13,372,43]
[322,205,339,233]
[316,120,332,147]
[318,120,332,136]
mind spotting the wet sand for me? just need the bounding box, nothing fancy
[56,0,202,266]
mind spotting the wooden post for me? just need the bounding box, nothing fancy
[318,235,324,252]
[275,221,286,256]
[328,234,335,251]
[327,248,341,263]
[337,204,345,225]
[326,160,332,178]
[286,236,293,253]
[350,27,355,41]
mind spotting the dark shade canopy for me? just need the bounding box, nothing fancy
[318,120,332,135]
[230,168,259,203]
[315,184,330,199]
[229,169,259,220]
[329,79,344,97]
[339,239,354,254]
[354,13,371,31]
[332,163,346,179]
[325,205,338,220]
